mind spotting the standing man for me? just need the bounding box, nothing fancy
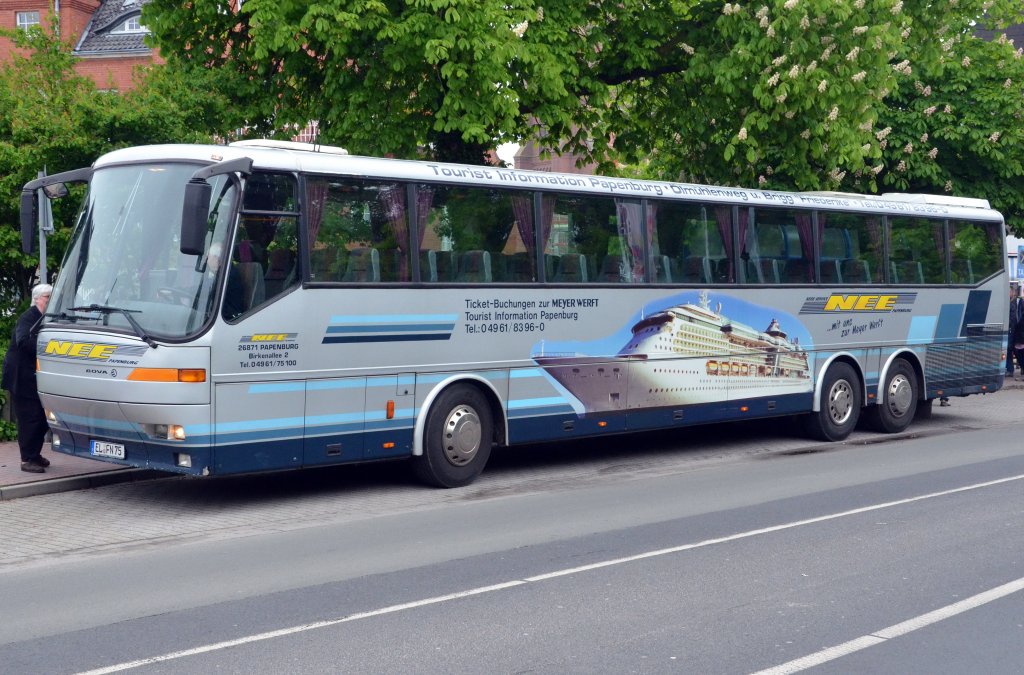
[1013,284,1024,382]
[1,283,52,472]
[1008,284,1019,379]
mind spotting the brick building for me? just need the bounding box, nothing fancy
[0,0,157,90]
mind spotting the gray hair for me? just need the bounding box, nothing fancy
[31,283,53,301]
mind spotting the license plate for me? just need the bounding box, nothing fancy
[90,440,126,459]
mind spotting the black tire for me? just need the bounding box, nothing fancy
[802,361,861,441]
[412,384,493,488]
[863,358,919,433]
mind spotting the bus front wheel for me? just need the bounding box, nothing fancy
[863,358,918,433]
[803,362,861,442]
[413,384,493,488]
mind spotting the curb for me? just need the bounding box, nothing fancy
[0,468,166,501]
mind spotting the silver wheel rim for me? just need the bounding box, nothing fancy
[827,379,854,426]
[885,374,913,418]
[441,405,481,467]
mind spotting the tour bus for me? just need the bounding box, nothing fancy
[19,140,1007,487]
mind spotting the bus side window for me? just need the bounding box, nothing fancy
[888,216,945,284]
[307,178,412,283]
[417,184,535,284]
[543,194,641,284]
[950,220,1002,283]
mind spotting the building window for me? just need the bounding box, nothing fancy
[16,11,41,31]
[112,16,147,34]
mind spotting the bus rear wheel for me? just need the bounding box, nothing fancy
[863,358,918,433]
[413,384,493,488]
[803,362,861,442]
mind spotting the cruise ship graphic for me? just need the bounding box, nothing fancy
[533,291,812,413]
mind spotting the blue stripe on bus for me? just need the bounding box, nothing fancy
[248,382,306,394]
[508,396,571,409]
[936,304,965,340]
[250,378,413,394]
[508,405,578,418]
[55,412,139,433]
[329,314,459,323]
[326,323,455,334]
[323,334,452,343]
[510,368,545,378]
[909,316,938,343]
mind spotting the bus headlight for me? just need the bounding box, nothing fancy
[150,424,186,441]
[45,409,57,424]
[175,453,192,468]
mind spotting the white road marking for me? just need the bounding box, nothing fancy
[77,472,1024,674]
[752,576,1024,675]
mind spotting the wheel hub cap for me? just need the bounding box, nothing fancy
[886,375,913,418]
[443,405,481,466]
[828,380,853,425]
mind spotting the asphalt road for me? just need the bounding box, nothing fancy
[1,387,1023,674]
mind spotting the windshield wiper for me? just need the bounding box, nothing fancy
[69,304,158,348]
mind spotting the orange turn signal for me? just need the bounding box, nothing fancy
[128,368,207,383]
[386,400,395,420]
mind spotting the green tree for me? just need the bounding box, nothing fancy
[143,1,1021,185]
[0,21,239,339]
[867,31,1024,232]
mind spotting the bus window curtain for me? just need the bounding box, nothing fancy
[616,199,645,282]
[512,195,535,260]
[794,212,820,282]
[306,180,327,246]
[716,206,738,282]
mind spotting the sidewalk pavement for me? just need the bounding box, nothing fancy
[0,440,160,501]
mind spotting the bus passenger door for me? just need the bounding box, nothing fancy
[303,378,366,466]
[363,374,414,459]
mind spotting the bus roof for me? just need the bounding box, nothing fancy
[93,142,1004,222]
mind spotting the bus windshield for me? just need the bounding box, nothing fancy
[47,163,238,339]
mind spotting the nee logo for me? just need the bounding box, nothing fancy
[44,340,117,360]
[823,295,898,312]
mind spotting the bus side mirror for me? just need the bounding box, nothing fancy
[180,179,212,255]
[20,190,37,254]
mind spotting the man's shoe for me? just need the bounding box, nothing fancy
[20,461,45,474]
[36,456,50,467]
